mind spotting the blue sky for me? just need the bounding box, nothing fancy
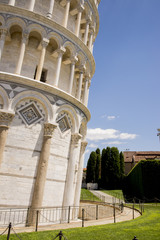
[84,0,160,167]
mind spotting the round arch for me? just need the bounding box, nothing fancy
[55,104,80,133]
[0,15,5,27]
[27,23,47,39]
[48,32,63,48]
[10,90,54,122]
[6,17,26,32]
[63,41,77,56]
[0,86,10,110]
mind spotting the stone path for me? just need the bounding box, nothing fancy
[0,191,141,234]
[90,190,123,204]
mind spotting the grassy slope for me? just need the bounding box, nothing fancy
[80,188,101,201]
[2,205,160,240]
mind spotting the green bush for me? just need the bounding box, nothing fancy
[123,160,160,201]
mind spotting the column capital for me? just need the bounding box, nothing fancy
[78,65,86,74]
[0,110,15,128]
[89,27,95,36]
[70,55,78,64]
[71,133,82,146]
[44,122,57,137]
[0,28,8,37]
[77,4,84,13]
[84,73,91,82]
[41,38,49,48]
[88,79,91,88]
[85,14,92,24]
[57,46,66,55]
[52,47,66,58]
[81,141,88,153]
[22,32,29,44]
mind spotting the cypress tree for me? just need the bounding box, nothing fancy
[86,151,97,183]
[110,147,120,188]
[120,151,125,177]
[101,148,106,187]
[95,148,101,183]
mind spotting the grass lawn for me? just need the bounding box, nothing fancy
[1,205,160,240]
[101,189,124,200]
[80,188,101,202]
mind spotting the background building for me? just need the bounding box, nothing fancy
[124,151,160,174]
[0,0,100,223]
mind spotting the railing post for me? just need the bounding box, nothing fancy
[7,222,12,240]
[113,203,116,223]
[68,206,71,223]
[82,208,84,227]
[59,231,63,240]
[132,236,138,240]
[133,199,135,219]
[96,205,98,220]
[35,210,39,232]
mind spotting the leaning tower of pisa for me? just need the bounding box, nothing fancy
[0,0,100,222]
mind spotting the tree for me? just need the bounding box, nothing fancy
[101,148,106,187]
[95,148,101,183]
[120,151,125,177]
[109,147,120,189]
[86,151,97,183]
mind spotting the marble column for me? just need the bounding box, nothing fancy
[15,33,28,75]
[28,122,57,226]
[29,0,36,11]
[47,0,55,18]
[9,0,15,6]
[35,39,49,81]
[83,19,90,45]
[88,28,94,50]
[82,76,89,105]
[0,110,15,167]
[68,57,77,94]
[74,141,87,207]
[63,0,71,28]
[77,67,84,101]
[54,47,66,87]
[75,5,84,37]
[0,29,7,60]
[63,133,82,207]
[85,80,91,106]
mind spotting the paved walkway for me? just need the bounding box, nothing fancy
[90,190,123,204]
[0,191,141,234]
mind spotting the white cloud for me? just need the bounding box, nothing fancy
[87,128,137,141]
[107,115,116,120]
[119,133,137,140]
[88,143,98,148]
[108,141,126,145]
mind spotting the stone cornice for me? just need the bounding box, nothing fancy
[0,72,91,121]
[0,4,96,78]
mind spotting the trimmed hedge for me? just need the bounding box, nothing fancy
[123,160,160,200]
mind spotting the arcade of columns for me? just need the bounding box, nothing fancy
[0,0,100,224]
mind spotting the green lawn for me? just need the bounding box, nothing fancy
[1,205,160,240]
[101,189,124,200]
[80,188,101,202]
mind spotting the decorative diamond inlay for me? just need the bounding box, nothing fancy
[57,115,70,133]
[17,102,44,126]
